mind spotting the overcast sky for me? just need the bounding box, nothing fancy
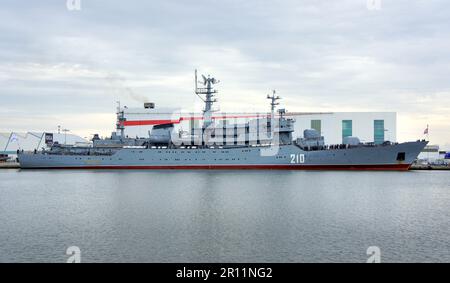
[1,0,449,148]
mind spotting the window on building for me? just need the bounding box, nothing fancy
[374,120,385,144]
[311,120,321,133]
[342,120,352,142]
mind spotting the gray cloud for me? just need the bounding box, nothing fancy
[0,0,449,147]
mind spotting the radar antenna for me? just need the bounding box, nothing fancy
[194,69,220,128]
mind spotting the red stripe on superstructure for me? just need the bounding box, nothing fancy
[122,120,181,126]
[22,164,412,171]
[122,114,272,127]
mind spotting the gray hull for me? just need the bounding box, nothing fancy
[18,141,427,171]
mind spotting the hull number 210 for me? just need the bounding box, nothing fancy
[290,154,305,164]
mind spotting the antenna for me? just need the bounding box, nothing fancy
[62,128,70,145]
[194,69,205,102]
[267,90,281,118]
[195,69,198,93]
[116,101,125,138]
[194,70,220,128]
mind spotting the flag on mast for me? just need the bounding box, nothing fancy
[424,125,429,135]
[10,133,19,143]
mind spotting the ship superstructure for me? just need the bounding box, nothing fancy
[18,71,427,170]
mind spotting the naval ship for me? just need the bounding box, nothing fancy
[18,72,427,170]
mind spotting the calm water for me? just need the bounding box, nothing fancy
[0,169,449,263]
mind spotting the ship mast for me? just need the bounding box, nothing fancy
[195,70,219,128]
[116,101,125,139]
[267,90,280,118]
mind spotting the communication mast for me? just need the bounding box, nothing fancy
[116,101,125,138]
[194,69,220,128]
[267,90,280,118]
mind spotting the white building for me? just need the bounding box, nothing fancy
[290,112,396,145]
[119,104,397,145]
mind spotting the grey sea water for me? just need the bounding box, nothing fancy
[0,169,449,263]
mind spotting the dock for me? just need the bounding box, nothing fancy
[410,164,450,170]
[0,162,20,169]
